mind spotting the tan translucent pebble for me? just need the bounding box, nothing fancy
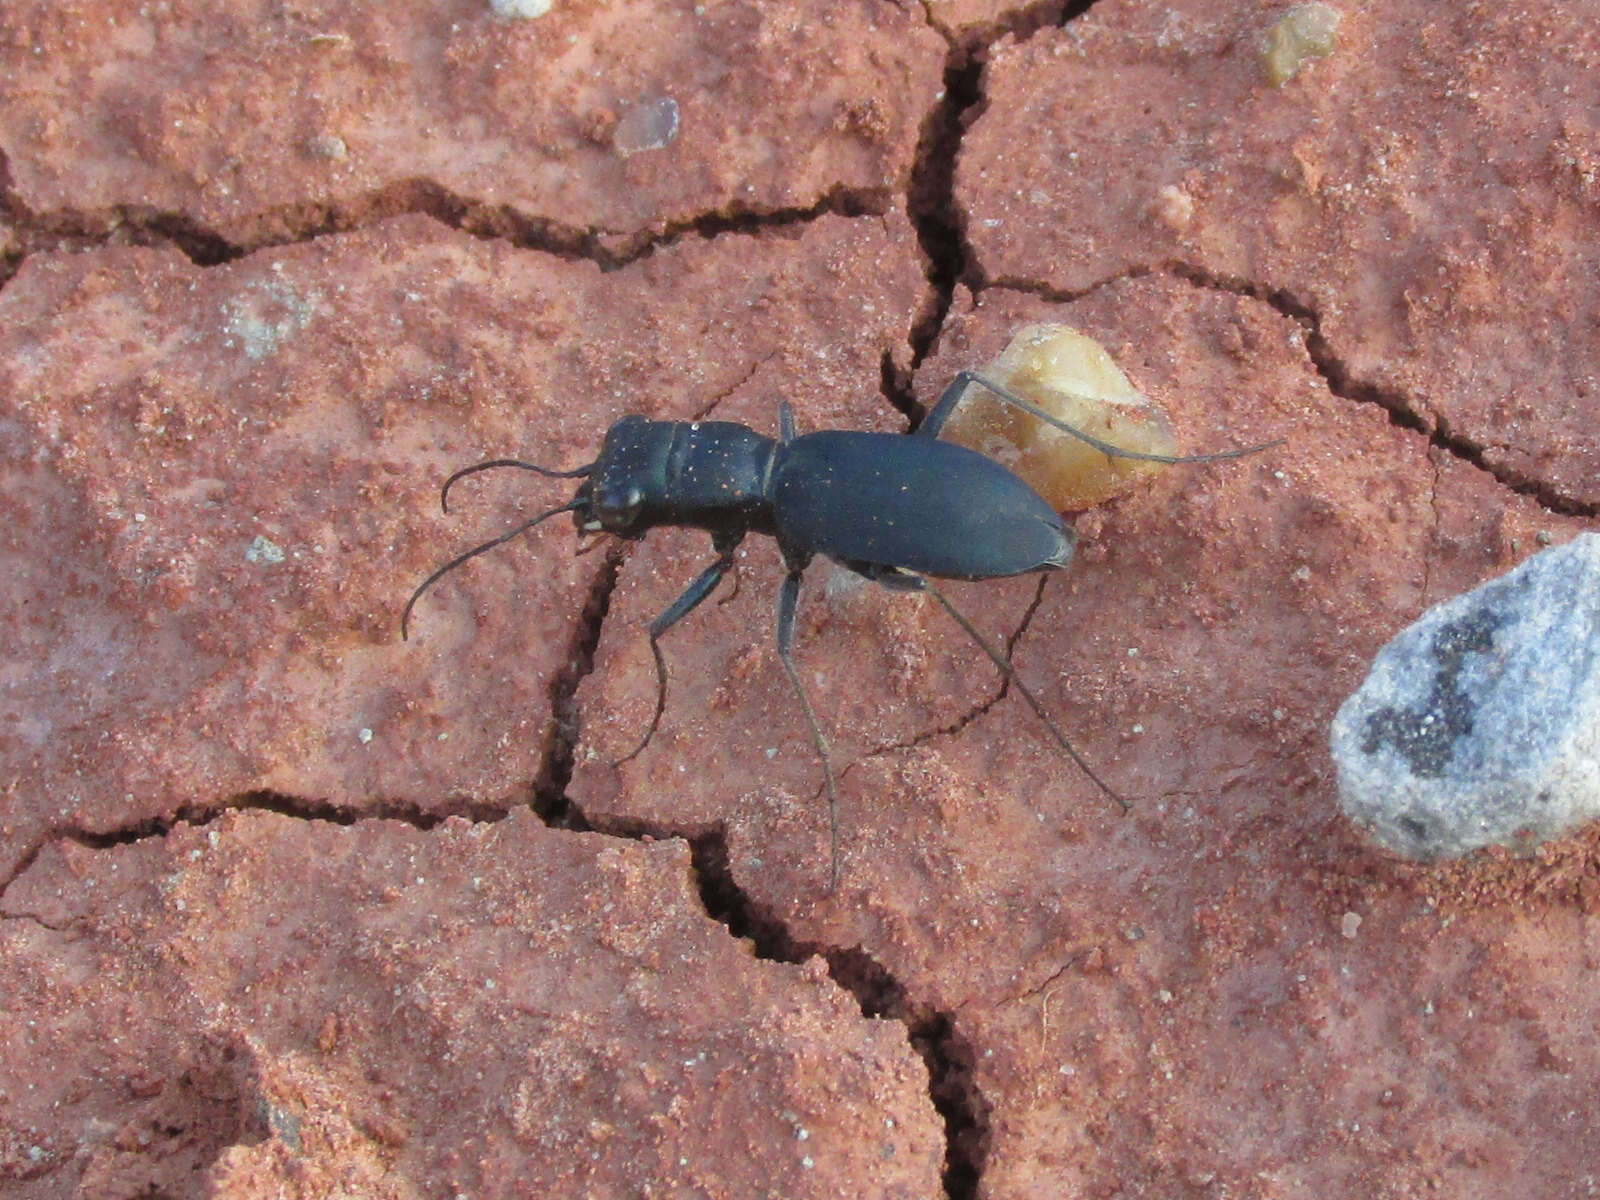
[939,324,1179,511]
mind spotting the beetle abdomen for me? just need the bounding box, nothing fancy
[772,431,1074,579]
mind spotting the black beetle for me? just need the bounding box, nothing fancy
[403,370,1276,886]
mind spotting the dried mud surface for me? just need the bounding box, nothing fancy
[3,1,1599,1197]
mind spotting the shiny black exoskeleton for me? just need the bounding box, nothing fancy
[403,370,1273,886]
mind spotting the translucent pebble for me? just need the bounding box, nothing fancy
[613,97,680,156]
[939,324,1178,511]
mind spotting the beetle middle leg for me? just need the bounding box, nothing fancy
[613,530,745,766]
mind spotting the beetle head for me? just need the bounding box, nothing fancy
[575,414,670,538]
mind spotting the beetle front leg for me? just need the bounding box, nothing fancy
[613,531,744,767]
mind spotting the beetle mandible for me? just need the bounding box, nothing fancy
[402,370,1277,886]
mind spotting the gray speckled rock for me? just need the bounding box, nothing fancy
[1331,533,1600,859]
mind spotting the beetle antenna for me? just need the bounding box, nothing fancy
[917,575,1130,814]
[401,499,587,640]
[441,458,594,514]
[961,371,1282,464]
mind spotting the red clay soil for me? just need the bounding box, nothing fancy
[2,1,1598,1197]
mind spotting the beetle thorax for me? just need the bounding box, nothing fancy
[580,416,779,538]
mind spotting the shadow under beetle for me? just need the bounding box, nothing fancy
[402,371,1278,887]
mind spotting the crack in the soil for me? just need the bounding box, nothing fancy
[880,347,921,426]
[612,185,891,271]
[989,260,1599,517]
[687,829,991,1200]
[0,909,72,934]
[531,542,626,828]
[0,177,891,282]
[485,802,992,1198]
[1422,451,1444,603]
[907,7,1108,368]
[0,790,497,906]
[541,542,992,1196]
[903,3,1103,412]
[91,791,497,841]
[1169,261,1597,516]
[912,0,1097,313]
[0,190,238,274]
[690,350,782,423]
[905,42,986,373]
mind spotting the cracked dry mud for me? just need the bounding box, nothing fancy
[1,1,1598,1197]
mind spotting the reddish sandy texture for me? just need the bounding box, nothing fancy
[0,0,942,252]
[0,212,924,881]
[3,1,1600,1198]
[923,1,1049,40]
[962,0,1600,505]
[575,276,1600,1194]
[0,810,942,1195]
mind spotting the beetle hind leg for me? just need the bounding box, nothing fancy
[902,571,1130,814]
[920,368,1280,464]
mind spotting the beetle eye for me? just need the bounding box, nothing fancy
[596,481,646,529]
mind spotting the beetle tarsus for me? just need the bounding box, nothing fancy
[611,634,670,768]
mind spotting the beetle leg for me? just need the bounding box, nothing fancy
[905,572,1131,814]
[922,369,1281,463]
[776,557,842,890]
[716,556,744,606]
[917,371,980,440]
[612,531,744,767]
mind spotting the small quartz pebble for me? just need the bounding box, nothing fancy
[938,324,1178,511]
[613,97,681,156]
[306,133,347,161]
[1330,534,1600,859]
[489,0,553,18]
[245,534,285,564]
